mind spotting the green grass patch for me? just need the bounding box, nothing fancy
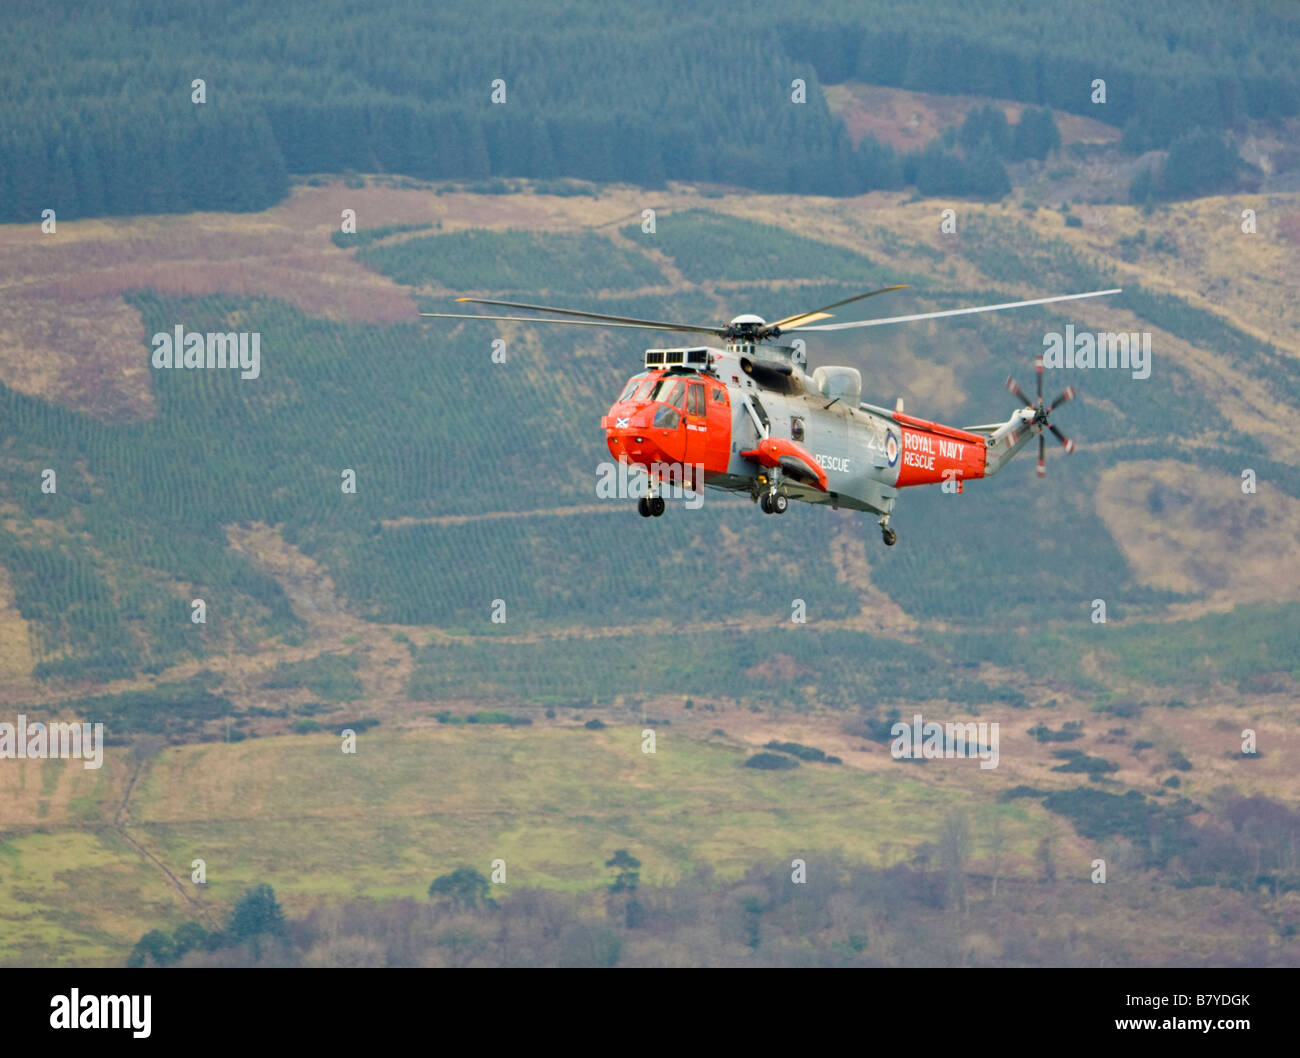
[0,725,1044,965]
[262,653,363,703]
[622,209,882,284]
[358,229,667,292]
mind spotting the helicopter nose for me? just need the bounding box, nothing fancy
[603,404,677,466]
[603,406,643,460]
[605,423,655,465]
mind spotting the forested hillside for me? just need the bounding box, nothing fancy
[2,0,1295,219]
[2,196,1296,698]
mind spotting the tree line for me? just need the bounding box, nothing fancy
[1,0,1292,221]
[126,806,1300,968]
[783,3,1299,144]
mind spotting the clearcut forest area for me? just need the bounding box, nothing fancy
[0,1,1298,969]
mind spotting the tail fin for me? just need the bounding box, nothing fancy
[977,410,1039,477]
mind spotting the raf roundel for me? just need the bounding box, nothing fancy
[885,430,899,467]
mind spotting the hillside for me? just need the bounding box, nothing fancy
[1,177,1298,964]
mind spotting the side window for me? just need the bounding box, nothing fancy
[687,383,705,416]
[652,405,681,429]
[791,417,805,442]
[712,387,726,402]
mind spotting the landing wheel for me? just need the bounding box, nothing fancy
[772,493,788,514]
[760,493,773,514]
[637,497,652,518]
[650,496,666,517]
[881,526,897,547]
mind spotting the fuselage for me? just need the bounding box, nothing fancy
[601,342,1006,517]
[421,289,1095,533]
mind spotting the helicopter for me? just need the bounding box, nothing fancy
[421,284,1120,546]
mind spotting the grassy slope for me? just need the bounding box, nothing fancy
[0,727,1049,965]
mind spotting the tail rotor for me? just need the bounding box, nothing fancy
[1005,356,1077,479]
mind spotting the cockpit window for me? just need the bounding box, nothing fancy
[619,374,648,401]
[631,377,656,401]
[652,378,685,409]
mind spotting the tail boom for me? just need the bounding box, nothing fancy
[980,408,1041,477]
[891,412,988,489]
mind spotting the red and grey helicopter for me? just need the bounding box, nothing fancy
[422,285,1119,545]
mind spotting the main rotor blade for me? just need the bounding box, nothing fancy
[785,288,1122,332]
[1005,376,1034,408]
[1036,354,1043,403]
[1037,434,1046,477]
[444,297,723,336]
[1049,424,1074,453]
[1050,385,1077,411]
[419,311,721,336]
[765,285,908,332]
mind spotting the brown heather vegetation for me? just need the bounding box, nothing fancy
[169,853,1300,968]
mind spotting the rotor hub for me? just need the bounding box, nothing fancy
[723,314,767,341]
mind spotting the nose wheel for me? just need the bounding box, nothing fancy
[879,515,897,547]
[638,497,665,518]
[760,492,788,515]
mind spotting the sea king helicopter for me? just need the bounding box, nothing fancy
[421,284,1120,545]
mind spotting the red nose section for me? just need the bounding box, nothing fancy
[602,403,686,467]
[602,374,732,479]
